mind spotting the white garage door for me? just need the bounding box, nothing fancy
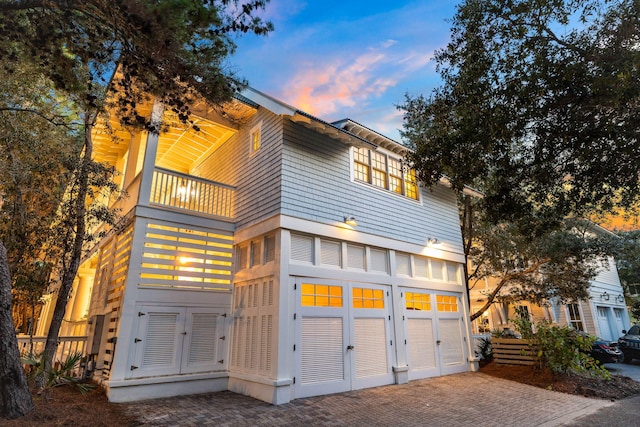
[294,280,394,398]
[403,290,467,379]
[596,306,614,341]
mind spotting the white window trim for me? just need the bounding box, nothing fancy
[350,146,421,203]
[249,121,263,156]
[566,303,585,331]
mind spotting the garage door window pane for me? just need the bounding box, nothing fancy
[436,295,458,312]
[406,292,431,311]
[301,283,343,307]
[353,287,384,309]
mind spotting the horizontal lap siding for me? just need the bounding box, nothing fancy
[589,257,623,293]
[281,121,463,250]
[193,109,283,227]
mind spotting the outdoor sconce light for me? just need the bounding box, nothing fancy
[616,294,625,303]
[427,237,442,246]
[344,216,358,227]
[601,291,610,301]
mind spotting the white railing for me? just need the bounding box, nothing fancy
[150,167,235,219]
[17,335,87,361]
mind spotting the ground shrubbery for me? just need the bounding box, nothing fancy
[509,306,610,378]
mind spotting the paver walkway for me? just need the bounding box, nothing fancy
[121,372,612,426]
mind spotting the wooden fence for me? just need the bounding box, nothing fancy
[492,337,540,366]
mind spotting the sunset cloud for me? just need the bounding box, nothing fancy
[280,41,428,119]
[231,1,456,140]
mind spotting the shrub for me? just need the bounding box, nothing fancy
[476,337,493,361]
[22,351,96,394]
[510,318,610,379]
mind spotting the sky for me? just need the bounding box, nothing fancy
[228,1,459,142]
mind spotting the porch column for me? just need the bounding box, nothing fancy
[70,270,93,322]
[137,99,164,206]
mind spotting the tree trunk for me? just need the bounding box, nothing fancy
[0,241,34,419]
[35,119,93,390]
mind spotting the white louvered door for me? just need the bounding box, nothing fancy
[182,309,225,373]
[350,284,394,390]
[131,306,183,377]
[403,290,467,379]
[435,293,467,375]
[295,280,350,398]
[406,318,438,379]
[130,305,226,378]
[294,280,393,398]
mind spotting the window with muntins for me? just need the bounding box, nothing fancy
[249,121,262,154]
[567,303,584,331]
[301,283,343,307]
[436,295,458,312]
[352,288,384,309]
[353,147,419,200]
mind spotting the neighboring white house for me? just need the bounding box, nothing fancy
[39,88,478,404]
[469,224,631,344]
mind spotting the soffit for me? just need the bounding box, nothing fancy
[93,98,258,173]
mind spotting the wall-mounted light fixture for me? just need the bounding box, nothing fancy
[344,216,358,227]
[427,237,442,246]
[616,294,625,303]
[601,291,610,301]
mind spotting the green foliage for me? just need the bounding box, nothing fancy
[467,194,614,319]
[511,306,534,339]
[615,230,640,296]
[400,0,640,224]
[490,328,506,338]
[629,299,640,323]
[22,351,96,394]
[0,0,273,129]
[476,337,493,361]
[511,319,610,378]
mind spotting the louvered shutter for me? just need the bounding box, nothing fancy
[396,253,411,276]
[407,318,436,370]
[353,318,388,379]
[182,309,221,373]
[347,245,365,270]
[370,249,389,273]
[300,317,344,384]
[132,307,182,377]
[439,318,464,365]
[291,234,313,263]
[320,240,341,266]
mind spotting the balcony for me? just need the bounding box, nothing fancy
[149,167,235,219]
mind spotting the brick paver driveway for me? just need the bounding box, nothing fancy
[122,372,612,426]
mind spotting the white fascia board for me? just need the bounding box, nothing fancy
[240,87,297,116]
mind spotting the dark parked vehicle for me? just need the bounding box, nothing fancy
[590,338,624,364]
[618,325,640,363]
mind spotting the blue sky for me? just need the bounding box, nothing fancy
[229,1,458,142]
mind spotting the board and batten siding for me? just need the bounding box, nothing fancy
[193,108,284,228]
[281,120,463,251]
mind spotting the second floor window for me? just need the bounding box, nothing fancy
[353,147,418,200]
[250,121,262,154]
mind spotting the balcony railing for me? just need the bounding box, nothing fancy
[150,167,235,219]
